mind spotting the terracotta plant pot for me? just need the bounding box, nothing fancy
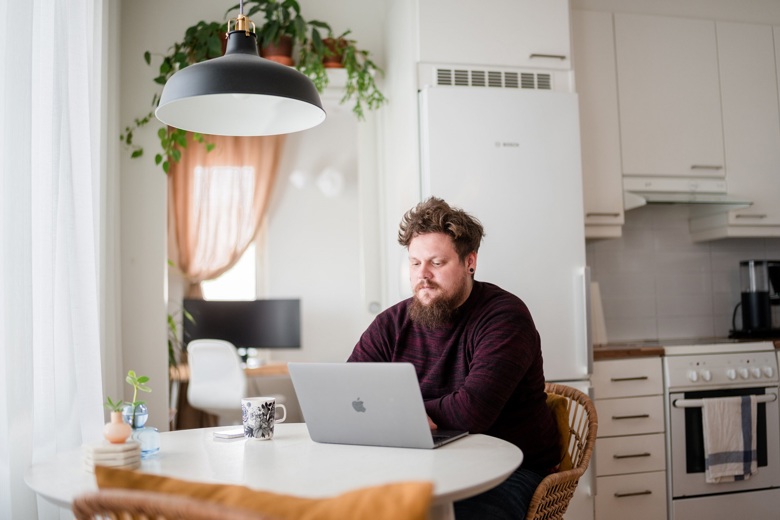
[261,35,294,66]
[322,37,346,69]
[104,411,132,444]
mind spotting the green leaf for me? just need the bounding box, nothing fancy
[158,127,167,139]
[131,149,143,159]
[144,51,151,65]
[208,35,223,58]
[163,161,170,174]
[155,154,163,165]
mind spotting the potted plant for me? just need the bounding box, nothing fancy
[122,369,152,429]
[233,0,306,65]
[120,20,224,172]
[122,0,386,172]
[299,28,386,120]
[103,396,132,444]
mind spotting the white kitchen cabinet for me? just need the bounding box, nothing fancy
[593,357,668,520]
[417,0,571,70]
[595,472,668,520]
[571,10,624,239]
[614,13,724,178]
[689,22,780,240]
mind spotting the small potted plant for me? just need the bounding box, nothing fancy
[103,396,132,444]
[122,370,152,429]
[299,28,386,120]
[233,0,307,64]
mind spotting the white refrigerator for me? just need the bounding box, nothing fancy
[418,85,594,520]
[418,86,591,383]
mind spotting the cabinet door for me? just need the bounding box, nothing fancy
[596,433,666,476]
[418,0,571,69]
[614,13,724,177]
[718,22,780,227]
[592,357,663,399]
[596,472,667,520]
[572,10,624,238]
[596,396,665,437]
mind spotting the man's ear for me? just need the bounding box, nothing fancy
[467,252,477,273]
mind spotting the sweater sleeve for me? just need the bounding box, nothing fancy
[423,301,539,433]
[347,308,398,362]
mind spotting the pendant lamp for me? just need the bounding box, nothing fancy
[155,4,326,136]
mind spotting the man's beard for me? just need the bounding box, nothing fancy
[409,279,470,329]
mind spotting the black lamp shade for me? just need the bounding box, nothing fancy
[155,30,326,136]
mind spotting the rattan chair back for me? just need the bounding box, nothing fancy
[525,383,598,520]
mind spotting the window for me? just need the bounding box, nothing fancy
[201,243,256,301]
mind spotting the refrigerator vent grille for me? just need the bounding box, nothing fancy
[435,68,552,90]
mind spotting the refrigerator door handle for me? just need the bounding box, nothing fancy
[583,266,593,376]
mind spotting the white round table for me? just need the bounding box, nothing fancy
[25,423,523,520]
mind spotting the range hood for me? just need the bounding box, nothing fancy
[623,177,752,211]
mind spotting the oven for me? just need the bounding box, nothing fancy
[664,341,780,519]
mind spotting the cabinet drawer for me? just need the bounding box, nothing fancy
[596,396,665,437]
[596,471,667,520]
[596,433,666,476]
[593,358,663,398]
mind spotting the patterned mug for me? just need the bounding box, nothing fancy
[241,397,287,440]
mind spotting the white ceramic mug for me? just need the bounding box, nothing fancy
[241,397,287,440]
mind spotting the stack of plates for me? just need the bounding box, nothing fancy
[83,441,141,472]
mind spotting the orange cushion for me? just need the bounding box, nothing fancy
[95,466,433,520]
[546,393,573,471]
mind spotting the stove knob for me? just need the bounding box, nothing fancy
[687,370,699,383]
[751,367,762,379]
[763,366,775,378]
[727,369,737,380]
[739,368,750,379]
[700,369,712,382]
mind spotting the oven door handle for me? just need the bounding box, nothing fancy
[672,394,778,408]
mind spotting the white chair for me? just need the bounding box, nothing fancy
[186,339,247,425]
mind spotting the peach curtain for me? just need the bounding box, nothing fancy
[168,133,285,298]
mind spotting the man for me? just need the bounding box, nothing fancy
[348,197,560,519]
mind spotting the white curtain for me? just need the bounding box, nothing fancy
[1,1,106,518]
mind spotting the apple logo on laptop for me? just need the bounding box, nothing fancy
[352,398,366,412]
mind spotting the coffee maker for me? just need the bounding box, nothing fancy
[730,260,780,338]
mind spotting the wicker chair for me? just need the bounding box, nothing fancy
[525,383,598,520]
[72,489,277,520]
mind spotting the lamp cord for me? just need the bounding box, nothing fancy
[239,0,243,15]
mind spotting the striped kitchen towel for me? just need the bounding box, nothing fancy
[702,395,758,484]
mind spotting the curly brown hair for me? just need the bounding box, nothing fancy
[397,197,484,261]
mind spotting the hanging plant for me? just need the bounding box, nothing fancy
[121,0,386,173]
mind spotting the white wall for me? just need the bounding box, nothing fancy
[261,104,374,362]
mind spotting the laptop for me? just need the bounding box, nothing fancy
[288,362,468,449]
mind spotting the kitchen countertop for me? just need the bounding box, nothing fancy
[593,337,780,361]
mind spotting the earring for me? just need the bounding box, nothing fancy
[469,268,475,273]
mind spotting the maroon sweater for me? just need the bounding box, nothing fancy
[348,281,560,473]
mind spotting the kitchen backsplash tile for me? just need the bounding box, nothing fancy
[601,295,656,319]
[604,317,658,341]
[587,205,780,342]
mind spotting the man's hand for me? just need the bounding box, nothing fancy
[427,415,438,430]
